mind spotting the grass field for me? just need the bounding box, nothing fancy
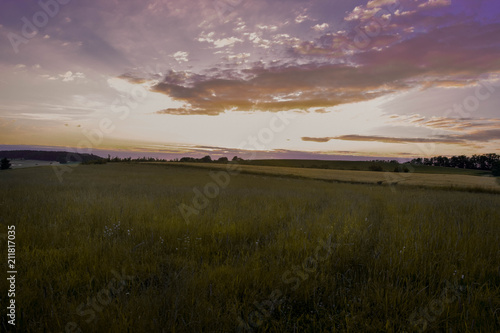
[1,163,499,332]
[241,159,491,176]
[8,159,62,169]
[163,162,500,193]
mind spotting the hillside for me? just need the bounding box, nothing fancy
[0,150,104,163]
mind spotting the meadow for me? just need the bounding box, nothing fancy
[164,162,500,193]
[0,163,499,332]
[241,160,491,176]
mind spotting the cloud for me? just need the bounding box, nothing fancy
[146,62,408,115]
[344,6,381,22]
[302,127,500,145]
[454,129,500,142]
[295,14,311,24]
[172,51,189,63]
[59,71,86,82]
[197,31,216,43]
[344,0,451,24]
[6,0,496,127]
[245,32,272,49]
[388,114,500,132]
[143,18,500,116]
[366,0,399,9]
[223,53,251,65]
[301,136,332,143]
[197,31,244,49]
[418,0,452,9]
[302,135,466,144]
[213,37,244,48]
[354,22,500,79]
[256,24,278,31]
[312,23,329,32]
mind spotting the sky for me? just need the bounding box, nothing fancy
[0,0,499,160]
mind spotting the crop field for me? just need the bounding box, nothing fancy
[8,160,61,169]
[163,162,500,193]
[241,159,491,176]
[1,163,499,332]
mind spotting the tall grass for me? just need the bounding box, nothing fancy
[241,159,492,176]
[0,163,499,332]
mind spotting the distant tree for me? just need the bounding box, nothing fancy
[457,155,468,169]
[217,157,229,163]
[1,158,11,170]
[81,157,107,165]
[435,156,445,167]
[412,158,423,165]
[201,155,212,163]
[393,165,409,173]
[368,164,383,172]
[492,161,500,177]
[410,153,499,171]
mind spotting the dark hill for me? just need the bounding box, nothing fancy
[0,150,104,163]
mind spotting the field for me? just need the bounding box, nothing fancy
[162,162,500,193]
[241,159,491,176]
[1,163,499,332]
[8,159,61,169]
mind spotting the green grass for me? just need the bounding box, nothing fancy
[242,159,491,176]
[160,162,500,194]
[0,163,499,332]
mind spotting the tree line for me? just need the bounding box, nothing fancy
[410,154,500,171]
[0,150,102,163]
[86,155,244,164]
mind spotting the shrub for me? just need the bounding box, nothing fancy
[1,158,11,170]
[393,165,410,173]
[369,164,383,172]
[82,159,107,165]
[201,155,212,163]
[492,161,500,177]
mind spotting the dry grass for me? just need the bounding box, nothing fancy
[0,163,499,332]
[163,162,500,193]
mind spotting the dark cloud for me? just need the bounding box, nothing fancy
[453,129,500,141]
[302,135,466,144]
[302,126,500,145]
